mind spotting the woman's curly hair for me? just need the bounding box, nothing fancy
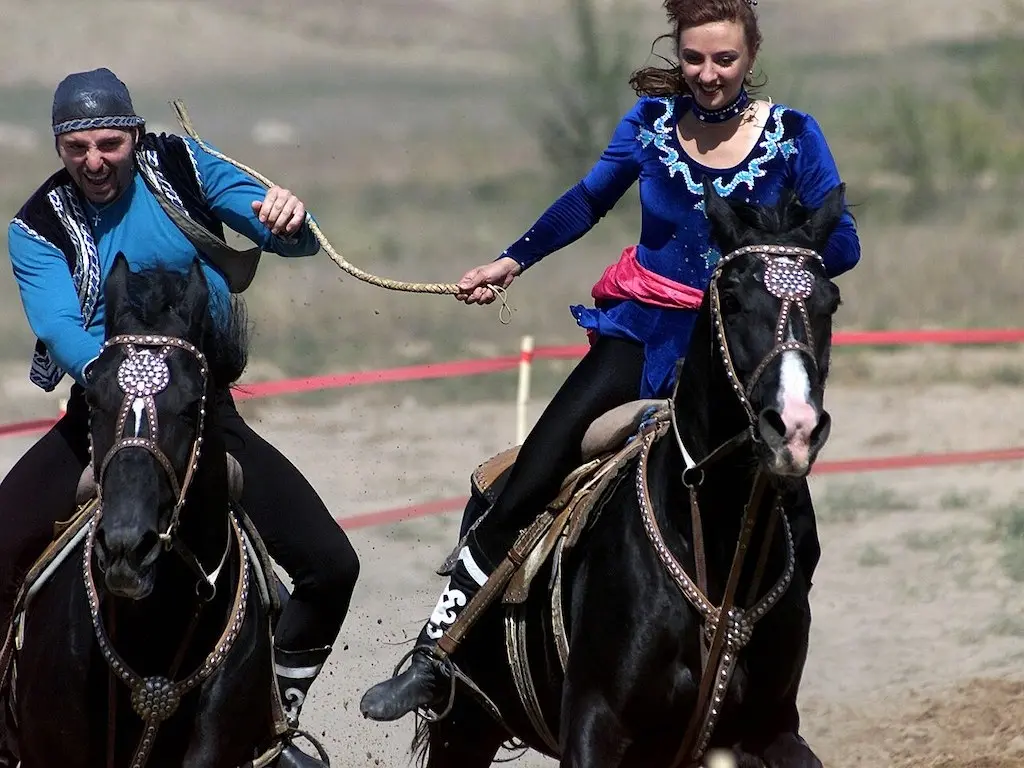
[629,0,764,98]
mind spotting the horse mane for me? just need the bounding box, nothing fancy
[110,264,250,387]
[726,188,813,239]
[203,294,249,388]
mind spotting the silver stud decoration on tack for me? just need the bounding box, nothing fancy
[117,353,171,398]
[764,258,814,301]
[634,413,798,760]
[131,676,181,721]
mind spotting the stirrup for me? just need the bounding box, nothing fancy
[284,728,331,764]
[250,728,331,768]
[390,644,458,723]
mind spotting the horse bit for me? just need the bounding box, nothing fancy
[84,334,251,768]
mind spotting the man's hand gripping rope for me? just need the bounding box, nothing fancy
[169,99,513,324]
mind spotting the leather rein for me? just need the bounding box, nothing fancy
[86,334,249,768]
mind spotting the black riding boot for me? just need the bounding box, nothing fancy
[359,541,490,721]
[274,645,333,767]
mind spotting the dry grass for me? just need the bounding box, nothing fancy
[0,0,1010,90]
[0,0,1022,382]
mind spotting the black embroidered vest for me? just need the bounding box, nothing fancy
[11,133,223,391]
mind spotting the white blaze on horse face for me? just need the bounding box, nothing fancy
[777,325,817,469]
[131,397,145,437]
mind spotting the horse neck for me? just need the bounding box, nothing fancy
[175,410,232,577]
[660,393,783,613]
[672,311,772,539]
[673,303,750,461]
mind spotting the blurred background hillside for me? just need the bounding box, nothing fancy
[1,0,1022,389]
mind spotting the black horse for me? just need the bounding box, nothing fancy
[407,180,846,767]
[4,256,290,767]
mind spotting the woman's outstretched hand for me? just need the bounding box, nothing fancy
[455,256,521,305]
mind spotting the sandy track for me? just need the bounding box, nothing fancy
[1,377,1022,766]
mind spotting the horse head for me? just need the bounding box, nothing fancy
[696,178,845,479]
[85,254,242,600]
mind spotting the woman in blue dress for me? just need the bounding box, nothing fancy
[361,0,860,721]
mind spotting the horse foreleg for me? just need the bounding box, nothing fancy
[181,615,276,767]
[560,696,631,768]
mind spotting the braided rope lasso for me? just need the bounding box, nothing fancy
[168,99,513,323]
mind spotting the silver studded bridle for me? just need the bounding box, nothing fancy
[637,244,827,767]
[84,333,250,768]
[708,243,823,425]
[96,334,209,545]
[91,333,239,596]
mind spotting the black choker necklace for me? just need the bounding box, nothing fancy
[691,88,750,124]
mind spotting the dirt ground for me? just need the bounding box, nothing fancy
[1,354,1023,767]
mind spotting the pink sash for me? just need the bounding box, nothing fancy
[591,245,704,310]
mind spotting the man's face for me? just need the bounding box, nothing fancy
[57,128,136,204]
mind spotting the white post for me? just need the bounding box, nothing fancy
[516,335,535,445]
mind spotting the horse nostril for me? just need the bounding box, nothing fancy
[809,410,832,450]
[133,531,162,570]
[757,408,787,444]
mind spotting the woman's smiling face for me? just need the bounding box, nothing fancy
[679,20,754,111]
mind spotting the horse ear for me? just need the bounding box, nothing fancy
[702,177,745,251]
[180,258,210,328]
[105,252,132,316]
[799,183,847,251]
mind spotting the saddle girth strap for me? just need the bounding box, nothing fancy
[505,604,560,753]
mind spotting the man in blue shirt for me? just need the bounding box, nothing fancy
[1,68,358,767]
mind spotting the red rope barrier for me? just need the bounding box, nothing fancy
[1,326,1022,461]
[0,418,61,439]
[335,445,1024,530]
[231,355,522,401]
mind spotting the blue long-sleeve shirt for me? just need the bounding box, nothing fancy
[9,137,320,387]
[501,96,860,397]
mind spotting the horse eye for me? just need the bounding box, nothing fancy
[720,292,741,314]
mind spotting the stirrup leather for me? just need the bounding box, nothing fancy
[435,512,555,659]
[409,512,555,723]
